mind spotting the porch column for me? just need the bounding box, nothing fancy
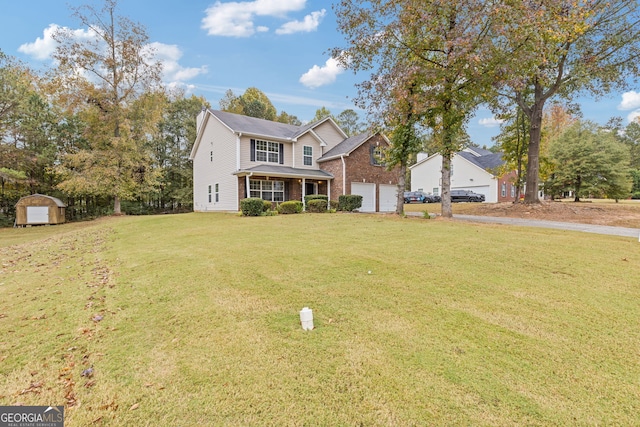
[327,179,331,210]
[302,178,306,210]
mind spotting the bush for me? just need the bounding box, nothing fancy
[330,200,339,210]
[263,200,273,212]
[338,195,363,212]
[278,200,303,214]
[240,198,266,216]
[307,199,328,213]
[632,192,640,200]
[304,194,328,205]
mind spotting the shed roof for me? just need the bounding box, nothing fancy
[16,194,66,207]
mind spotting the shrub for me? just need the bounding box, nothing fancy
[240,198,265,216]
[632,192,640,200]
[304,194,328,205]
[278,200,303,214]
[307,199,328,213]
[263,200,273,212]
[330,200,339,210]
[338,195,363,212]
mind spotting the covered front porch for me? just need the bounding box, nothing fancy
[234,165,334,208]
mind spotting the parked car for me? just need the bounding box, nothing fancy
[404,191,440,203]
[404,191,425,203]
[450,190,485,202]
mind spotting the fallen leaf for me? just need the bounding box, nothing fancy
[129,403,139,411]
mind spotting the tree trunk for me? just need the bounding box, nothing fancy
[524,96,545,204]
[574,175,581,202]
[396,163,407,215]
[114,196,121,215]
[441,153,453,218]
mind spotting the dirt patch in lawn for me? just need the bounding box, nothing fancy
[455,200,640,228]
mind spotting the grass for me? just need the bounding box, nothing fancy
[1,213,640,425]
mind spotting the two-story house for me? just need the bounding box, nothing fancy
[190,109,401,212]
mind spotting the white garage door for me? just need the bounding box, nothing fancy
[27,206,49,224]
[379,184,398,212]
[351,182,376,212]
[472,185,492,202]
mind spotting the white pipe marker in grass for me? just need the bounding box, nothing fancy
[300,307,314,330]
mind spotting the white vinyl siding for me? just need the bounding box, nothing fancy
[312,121,345,150]
[410,152,499,203]
[192,114,238,211]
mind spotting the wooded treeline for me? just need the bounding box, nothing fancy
[0,48,207,226]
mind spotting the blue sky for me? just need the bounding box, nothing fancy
[1,0,640,147]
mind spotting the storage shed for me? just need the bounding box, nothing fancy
[15,194,66,226]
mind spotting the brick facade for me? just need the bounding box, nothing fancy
[320,134,401,210]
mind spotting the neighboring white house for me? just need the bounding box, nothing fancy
[410,146,517,203]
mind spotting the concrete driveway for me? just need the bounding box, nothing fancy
[453,214,640,238]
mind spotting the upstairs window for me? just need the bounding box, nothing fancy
[251,139,283,164]
[303,146,313,166]
[370,145,386,166]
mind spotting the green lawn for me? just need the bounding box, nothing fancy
[1,213,639,426]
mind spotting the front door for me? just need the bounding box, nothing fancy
[305,182,317,196]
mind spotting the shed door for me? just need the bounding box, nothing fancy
[379,184,398,212]
[351,182,376,212]
[27,206,49,224]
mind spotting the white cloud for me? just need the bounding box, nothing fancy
[18,24,95,61]
[299,57,345,89]
[628,110,640,123]
[619,91,640,111]
[276,9,325,35]
[478,117,504,128]
[147,42,208,83]
[201,0,307,37]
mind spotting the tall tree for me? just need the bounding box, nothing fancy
[311,106,333,123]
[546,120,631,201]
[219,87,277,121]
[333,0,497,217]
[276,111,302,126]
[52,0,163,214]
[154,94,208,210]
[493,109,530,202]
[491,0,640,203]
[335,109,363,136]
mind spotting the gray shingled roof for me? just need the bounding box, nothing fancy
[210,109,302,140]
[458,151,505,171]
[318,132,372,161]
[237,165,334,179]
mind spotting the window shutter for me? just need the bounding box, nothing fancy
[250,139,255,161]
[279,144,284,164]
[369,145,375,165]
[284,181,290,201]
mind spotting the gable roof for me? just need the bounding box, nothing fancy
[317,132,381,162]
[409,149,506,176]
[457,151,505,171]
[209,109,301,140]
